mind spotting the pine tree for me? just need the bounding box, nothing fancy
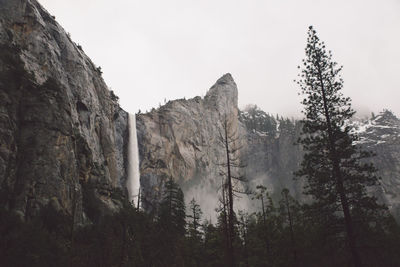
[217,115,248,267]
[295,26,386,267]
[253,185,272,257]
[279,189,299,266]
[202,220,225,266]
[187,198,203,240]
[158,178,186,236]
[186,198,203,266]
[156,178,186,265]
[237,210,251,267]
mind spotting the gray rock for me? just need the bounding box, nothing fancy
[352,110,400,219]
[0,0,129,224]
[137,73,240,217]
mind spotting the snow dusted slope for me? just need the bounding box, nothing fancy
[239,107,400,220]
[353,110,400,146]
[352,110,400,219]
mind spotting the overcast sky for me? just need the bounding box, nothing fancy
[39,0,400,118]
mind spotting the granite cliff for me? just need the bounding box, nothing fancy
[0,0,129,225]
[352,111,400,218]
[137,74,240,216]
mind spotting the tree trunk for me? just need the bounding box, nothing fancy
[224,121,235,267]
[284,192,298,266]
[222,187,231,266]
[316,58,362,267]
[260,196,271,257]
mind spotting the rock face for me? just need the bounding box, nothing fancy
[241,108,400,219]
[137,74,239,217]
[0,0,129,224]
[239,108,305,201]
[352,111,400,219]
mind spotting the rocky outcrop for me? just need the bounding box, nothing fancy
[352,110,400,219]
[240,110,305,201]
[241,108,400,219]
[137,74,239,216]
[0,0,129,224]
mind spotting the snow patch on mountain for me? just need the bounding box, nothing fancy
[351,110,400,146]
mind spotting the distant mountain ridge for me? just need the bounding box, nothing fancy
[239,107,400,219]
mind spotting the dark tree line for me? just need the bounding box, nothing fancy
[2,181,399,267]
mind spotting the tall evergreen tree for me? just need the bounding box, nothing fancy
[187,198,203,240]
[218,115,248,267]
[159,178,186,235]
[253,185,272,258]
[295,26,386,267]
[185,198,203,266]
[237,210,252,267]
[156,178,186,266]
[279,189,299,266]
[202,220,225,267]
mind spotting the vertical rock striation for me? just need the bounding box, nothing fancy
[137,74,239,217]
[0,0,129,224]
[352,110,400,219]
[239,111,305,201]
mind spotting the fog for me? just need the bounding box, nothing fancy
[39,0,400,117]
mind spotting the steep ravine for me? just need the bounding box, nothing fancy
[0,0,129,225]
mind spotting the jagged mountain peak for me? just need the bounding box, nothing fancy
[352,110,400,146]
[215,73,235,85]
[204,73,238,112]
[367,110,400,138]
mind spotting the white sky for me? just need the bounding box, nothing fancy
[38,0,400,118]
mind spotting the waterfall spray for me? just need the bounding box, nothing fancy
[127,113,140,207]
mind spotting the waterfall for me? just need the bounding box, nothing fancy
[127,113,140,207]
